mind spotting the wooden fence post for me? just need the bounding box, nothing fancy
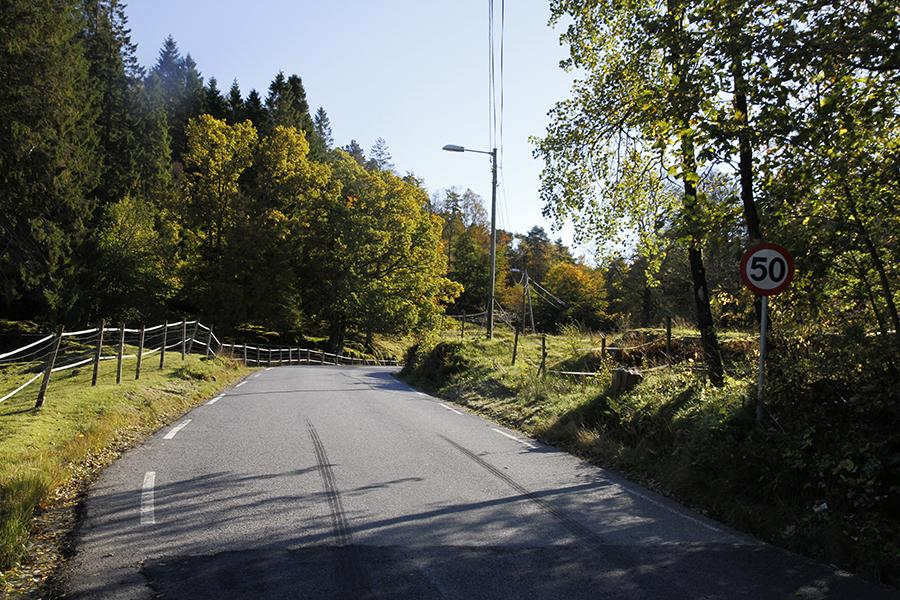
[181,319,187,360]
[135,324,145,380]
[320,350,325,365]
[306,348,311,364]
[601,337,606,362]
[205,325,213,358]
[461,312,466,339]
[36,326,64,408]
[159,320,168,369]
[116,324,125,384]
[92,320,105,386]
[243,343,248,366]
[539,334,547,378]
[267,348,272,367]
[666,316,672,365]
[512,328,519,365]
[186,321,199,355]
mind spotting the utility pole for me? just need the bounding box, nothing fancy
[442,143,497,340]
[487,147,497,340]
[519,270,529,335]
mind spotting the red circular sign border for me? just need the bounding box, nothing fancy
[740,242,795,296]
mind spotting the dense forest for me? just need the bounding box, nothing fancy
[1,0,896,362]
[0,0,466,352]
[0,0,696,353]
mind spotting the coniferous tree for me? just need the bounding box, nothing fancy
[243,89,268,130]
[204,76,227,120]
[341,139,366,166]
[286,74,315,138]
[146,36,204,161]
[313,106,333,148]
[82,0,142,207]
[265,72,318,146]
[134,77,174,204]
[367,137,394,171]
[0,0,99,319]
[226,79,244,123]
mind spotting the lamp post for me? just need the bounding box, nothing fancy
[442,144,498,339]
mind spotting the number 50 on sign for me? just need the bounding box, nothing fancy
[740,243,794,296]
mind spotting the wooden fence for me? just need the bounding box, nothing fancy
[0,320,399,408]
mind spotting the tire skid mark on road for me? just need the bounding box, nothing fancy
[438,434,716,598]
[307,420,373,599]
[439,435,605,547]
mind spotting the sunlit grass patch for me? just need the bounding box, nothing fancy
[0,352,249,577]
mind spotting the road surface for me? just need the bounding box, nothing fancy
[65,365,898,599]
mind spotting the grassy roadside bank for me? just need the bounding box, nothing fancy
[0,352,250,595]
[400,328,900,588]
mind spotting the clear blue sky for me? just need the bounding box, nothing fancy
[125,0,578,248]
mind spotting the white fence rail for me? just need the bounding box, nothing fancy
[0,319,400,408]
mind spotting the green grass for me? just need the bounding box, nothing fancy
[0,351,250,575]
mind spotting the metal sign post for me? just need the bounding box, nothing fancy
[757,296,768,423]
[740,242,794,426]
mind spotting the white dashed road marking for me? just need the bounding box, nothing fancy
[141,472,156,525]
[206,395,223,405]
[439,403,464,415]
[163,419,191,440]
[235,381,246,388]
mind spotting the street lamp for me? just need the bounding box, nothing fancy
[442,143,498,339]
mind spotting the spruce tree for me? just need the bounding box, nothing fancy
[227,79,244,123]
[265,72,318,146]
[82,0,141,207]
[243,89,269,131]
[146,36,204,162]
[134,75,174,204]
[341,139,366,166]
[286,74,316,138]
[0,0,99,319]
[367,137,394,171]
[204,76,228,120]
[313,107,333,148]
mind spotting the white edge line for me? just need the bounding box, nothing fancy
[620,485,726,535]
[163,419,191,440]
[265,367,273,371]
[234,381,247,388]
[491,428,537,449]
[141,471,155,525]
[439,403,464,415]
[206,395,223,405]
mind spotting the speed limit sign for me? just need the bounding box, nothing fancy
[740,242,794,296]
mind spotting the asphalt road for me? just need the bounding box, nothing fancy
[65,365,898,599]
